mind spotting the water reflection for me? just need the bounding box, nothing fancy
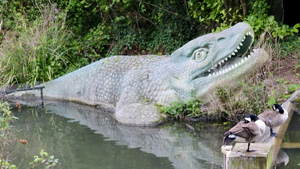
[10,101,225,169]
[273,149,289,168]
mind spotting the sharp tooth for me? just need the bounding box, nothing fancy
[234,49,238,52]
[246,32,249,36]
[221,60,224,63]
[225,58,228,61]
[237,46,240,49]
[240,42,243,46]
[215,65,218,68]
[241,59,244,63]
[208,69,211,72]
[209,74,211,76]
[231,52,235,56]
[229,55,232,58]
[235,63,238,67]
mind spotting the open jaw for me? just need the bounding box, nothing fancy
[202,32,254,77]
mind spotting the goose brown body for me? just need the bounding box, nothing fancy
[258,104,288,137]
[224,121,260,142]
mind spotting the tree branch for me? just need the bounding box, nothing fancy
[240,0,247,18]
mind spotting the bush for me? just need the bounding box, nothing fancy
[155,98,204,121]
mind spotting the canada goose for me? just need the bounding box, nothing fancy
[258,104,288,137]
[223,114,266,152]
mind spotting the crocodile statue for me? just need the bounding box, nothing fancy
[6,22,269,126]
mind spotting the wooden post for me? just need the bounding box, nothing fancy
[221,145,233,169]
[227,143,273,169]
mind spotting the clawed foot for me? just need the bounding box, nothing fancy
[270,132,278,138]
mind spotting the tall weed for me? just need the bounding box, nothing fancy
[0,4,77,87]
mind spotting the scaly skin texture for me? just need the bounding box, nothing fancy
[7,22,269,126]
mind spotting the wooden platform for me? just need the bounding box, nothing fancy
[227,143,273,169]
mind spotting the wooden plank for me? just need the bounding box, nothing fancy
[281,142,300,148]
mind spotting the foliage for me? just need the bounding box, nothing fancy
[57,0,200,56]
[245,1,300,40]
[29,149,58,168]
[287,84,300,94]
[279,36,300,58]
[155,98,203,121]
[275,78,300,99]
[188,0,300,39]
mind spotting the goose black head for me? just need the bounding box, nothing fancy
[272,104,284,114]
[244,113,259,123]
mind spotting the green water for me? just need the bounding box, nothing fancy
[10,101,225,169]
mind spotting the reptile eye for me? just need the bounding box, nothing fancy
[195,50,207,61]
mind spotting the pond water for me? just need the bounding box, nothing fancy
[8,100,300,169]
[10,101,225,169]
